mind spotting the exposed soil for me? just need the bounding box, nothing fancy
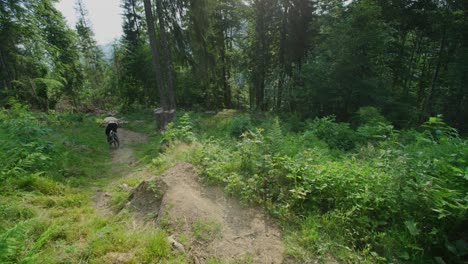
[111,129,147,165]
[93,128,149,216]
[126,163,284,263]
[93,190,113,216]
[123,177,167,225]
[95,128,285,263]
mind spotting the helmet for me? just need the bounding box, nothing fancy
[107,112,114,117]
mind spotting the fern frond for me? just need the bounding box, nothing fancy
[0,221,31,263]
[266,117,283,154]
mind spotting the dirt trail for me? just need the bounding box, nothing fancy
[112,129,148,165]
[93,129,149,215]
[95,129,285,263]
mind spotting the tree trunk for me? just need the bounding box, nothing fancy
[252,0,268,111]
[0,49,11,92]
[249,81,255,110]
[131,0,141,38]
[277,1,289,110]
[221,27,231,108]
[257,35,267,111]
[420,29,447,122]
[256,70,265,111]
[403,32,424,97]
[392,31,407,91]
[155,0,176,110]
[143,0,167,110]
[154,108,176,130]
[416,55,428,107]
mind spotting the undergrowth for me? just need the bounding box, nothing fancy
[164,109,467,263]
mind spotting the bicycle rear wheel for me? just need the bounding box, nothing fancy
[109,131,119,149]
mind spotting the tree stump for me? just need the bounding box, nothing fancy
[154,108,176,130]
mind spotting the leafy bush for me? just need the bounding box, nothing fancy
[421,115,459,142]
[354,106,389,125]
[306,116,358,150]
[160,112,196,144]
[0,221,32,263]
[357,122,394,143]
[229,114,253,138]
[0,105,109,189]
[0,218,58,264]
[0,108,57,183]
[279,112,304,132]
[194,113,468,263]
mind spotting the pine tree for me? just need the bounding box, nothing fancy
[122,0,143,51]
[74,0,107,105]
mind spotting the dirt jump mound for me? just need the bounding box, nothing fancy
[124,177,167,224]
[125,163,284,263]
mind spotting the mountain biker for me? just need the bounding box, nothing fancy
[101,112,120,143]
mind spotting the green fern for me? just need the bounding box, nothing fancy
[266,117,283,154]
[161,113,196,143]
[421,115,459,141]
[0,221,31,263]
[5,97,27,113]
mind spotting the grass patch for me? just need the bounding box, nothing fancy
[192,219,222,242]
[0,109,187,263]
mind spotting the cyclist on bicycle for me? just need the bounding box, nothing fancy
[101,112,120,143]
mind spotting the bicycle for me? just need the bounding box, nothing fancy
[108,130,119,149]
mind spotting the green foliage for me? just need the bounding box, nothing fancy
[0,0,83,109]
[354,106,389,125]
[306,116,358,151]
[21,224,58,263]
[0,217,60,264]
[161,112,196,144]
[0,106,109,188]
[140,230,172,262]
[265,117,284,154]
[356,122,394,143]
[230,114,253,138]
[194,113,468,263]
[422,115,459,142]
[0,108,195,263]
[0,221,31,263]
[0,107,55,181]
[1,107,466,263]
[192,219,222,241]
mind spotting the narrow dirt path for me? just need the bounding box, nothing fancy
[94,128,285,263]
[93,128,149,216]
[111,129,148,165]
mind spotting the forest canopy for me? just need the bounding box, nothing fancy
[1,0,467,131]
